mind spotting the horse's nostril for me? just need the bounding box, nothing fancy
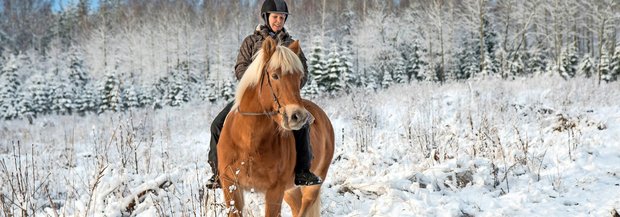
[291,113,299,122]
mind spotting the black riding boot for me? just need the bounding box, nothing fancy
[206,102,234,189]
[293,123,322,186]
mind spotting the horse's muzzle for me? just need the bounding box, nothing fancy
[282,105,309,130]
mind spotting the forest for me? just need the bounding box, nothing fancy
[0,0,619,120]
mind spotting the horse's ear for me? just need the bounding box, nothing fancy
[262,37,277,61]
[288,40,301,55]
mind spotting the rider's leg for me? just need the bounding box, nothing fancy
[206,101,234,189]
[293,123,322,185]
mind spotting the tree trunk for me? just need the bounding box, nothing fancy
[479,0,485,75]
[598,18,606,85]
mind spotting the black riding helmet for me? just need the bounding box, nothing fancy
[261,0,289,29]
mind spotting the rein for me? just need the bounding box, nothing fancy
[236,67,284,117]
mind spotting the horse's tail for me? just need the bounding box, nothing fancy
[306,195,321,217]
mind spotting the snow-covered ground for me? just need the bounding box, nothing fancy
[1,77,619,216]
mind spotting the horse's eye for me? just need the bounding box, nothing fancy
[271,73,280,80]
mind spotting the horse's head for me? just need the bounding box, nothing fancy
[234,37,308,130]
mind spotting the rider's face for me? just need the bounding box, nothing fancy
[268,13,286,32]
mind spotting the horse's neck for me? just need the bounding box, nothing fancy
[238,85,271,113]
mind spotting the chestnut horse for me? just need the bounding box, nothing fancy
[216,37,334,217]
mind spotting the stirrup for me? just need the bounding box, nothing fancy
[205,175,221,189]
[294,171,322,186]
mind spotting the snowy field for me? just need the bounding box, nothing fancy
[1,76,620,216]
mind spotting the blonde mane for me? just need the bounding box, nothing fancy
[232,44,304,111]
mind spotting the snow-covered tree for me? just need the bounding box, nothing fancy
[75,82,98,115]
[381,69,394,89]
[558,47,578,79]
[201,79,218,103]
[123,84,141,110]
[482,17,499,77]
[0,55,22,120]
[157,65,194,107]
[23,74,52,116]
[600,48,612,83]
[610,46,620,82]
[323,46,344,94]
[165,74,189,107]
[362,68,379,92]
[301,79,320,98]
[138,85,156,108]
[455,36,480,80]
[505,50,526,79]
[406,41,427,82]
[527,48,547,77]
[308,39,328,92]
[578,54,595,78]
[50,82,74,115]
[480,51,499,79]
[339,39,357,93]
[100,72,122,113]
[374,48,401,88]
[220,80,235,102]
[67,51,89,87]
[393,58,407,84]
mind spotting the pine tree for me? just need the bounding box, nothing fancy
[375,48,399,88]
[455,35,480,80]
[220,80,235,101]
[204,79,218,103]
[408,41,426,82]
[481,52,499,79]
[393,57,407,84]
[558,47,578,79]
[167,75,188,107]
[507,51,525,79]
[75,82,98,115]
[18,91,34,121]
[25,74,52,116]
[50,83,74,115]
[482,17,499,76]
[323,47,344,94]
[301,79,320,98]
[138,85,155,108]
[162,67,190,107]
[308,39,328,92]
[123,84,140,110]
[363,68,379,92]
[600,48,612,82]
[0,55,22,120]
[527,48,546,77]
[100,72,121,113]
[381,70,394,89]
[578,54,594,78]
[610,46,620,82]
[68,51,89,87]
[339,40,357,93]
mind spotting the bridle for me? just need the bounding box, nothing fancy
[236,67,284,117]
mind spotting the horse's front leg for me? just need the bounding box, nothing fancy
[219,165,245,216]
[220,178,244,217]
[264,186,286,217]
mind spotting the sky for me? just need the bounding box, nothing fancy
[1,76,619,216]
[53,0,100,12]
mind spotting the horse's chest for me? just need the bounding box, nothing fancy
[230,145,295,188]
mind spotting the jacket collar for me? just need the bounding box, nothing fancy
[255,24,288,41]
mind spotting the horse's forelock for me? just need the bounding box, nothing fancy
[268,46,304,76]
